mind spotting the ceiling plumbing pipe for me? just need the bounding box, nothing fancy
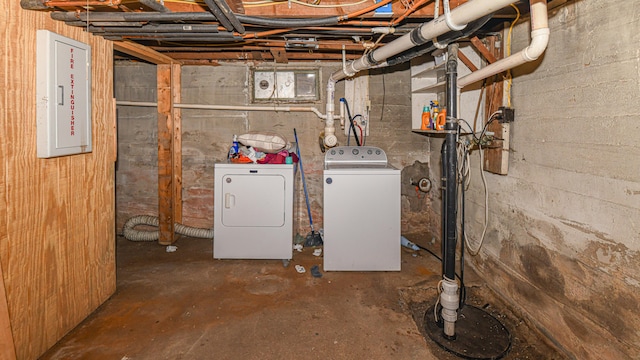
[115,101,335,121]
[203,0,235,32]
[458,0,549,88]
[89,24,222,33]
[139,0,171,13]
[212,0,245,34]
[321,0,518,147]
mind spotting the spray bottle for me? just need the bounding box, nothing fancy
[430,100,440,129]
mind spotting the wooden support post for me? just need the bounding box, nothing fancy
[482,35,509,175]
[0,261,17,360]
[157,64,175,245]
[172,64,182,226]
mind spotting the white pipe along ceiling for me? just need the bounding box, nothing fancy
[321,0,550,148]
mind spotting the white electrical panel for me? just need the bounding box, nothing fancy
[36,30,92,158]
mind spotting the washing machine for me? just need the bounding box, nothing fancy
[214,163,294,260]
[323,146,401,271]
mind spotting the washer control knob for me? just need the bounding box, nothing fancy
[326,178,333,184]
[375,149,381,155]
[352,148,359,155]
[330,149,336,155]
[339,149,344,155]
[367,149,373,155]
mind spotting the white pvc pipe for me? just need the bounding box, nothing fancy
[458,0,549,88]
[116,100,330,120]
[322,0,518,146]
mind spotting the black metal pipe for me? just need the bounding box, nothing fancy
[104,36,243,42]
[442,43,459,282]
[202,0,235,32]
[386,14,492,67]
[52,11,219,22]
[212,0,245,34]
[89,24,221,34]
[51,11,343,28]
[139,0,171,13]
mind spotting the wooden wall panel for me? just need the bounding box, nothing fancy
[0,2,116,359]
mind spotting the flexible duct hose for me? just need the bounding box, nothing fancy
[123,215,214,241]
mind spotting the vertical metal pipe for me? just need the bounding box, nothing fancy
[439,43,460,339]
[443,43,459,281]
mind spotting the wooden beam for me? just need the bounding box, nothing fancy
[162,52,362,62]
[114,40,181,65]
[172,64,182,226]
[457,50,478,72]
[270,47,288,63]
[0,259,17,360]
[157,64,175,245]
[470,36,498,64]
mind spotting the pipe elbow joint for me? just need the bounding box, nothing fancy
[523,28,550,61]
[324,134,338,148]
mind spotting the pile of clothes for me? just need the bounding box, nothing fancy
[229,145,299,165]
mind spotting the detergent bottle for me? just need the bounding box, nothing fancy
[420,106,431,130]
[435,108,447,131]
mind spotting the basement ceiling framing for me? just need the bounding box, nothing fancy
[20,0,528,64]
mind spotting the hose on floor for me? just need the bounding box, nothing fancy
[122,215,213,241]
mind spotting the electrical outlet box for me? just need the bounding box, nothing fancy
[36,30,92,158]
[498,106,515,123]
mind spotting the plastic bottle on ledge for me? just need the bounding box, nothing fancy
[430,100,439,129]
[421,106,431,130]
[232,135,239,154]
[435,108,447,131]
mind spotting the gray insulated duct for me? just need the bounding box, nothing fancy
[123,215,213,241]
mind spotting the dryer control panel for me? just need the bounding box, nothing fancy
[324,146,388,167]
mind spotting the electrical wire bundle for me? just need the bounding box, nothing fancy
[340,97,366,146]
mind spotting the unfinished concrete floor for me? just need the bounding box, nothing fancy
[41,235,565,359]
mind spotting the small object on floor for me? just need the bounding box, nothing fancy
[293,244,303,252]
[294,233,306,245]
[165,245,177,253]
[313,248,322,257]
[282,259,290,268]
[310,265,322,278]
[295,265,306,274]
[401,235,420,251]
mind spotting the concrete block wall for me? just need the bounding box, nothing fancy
[115,61,432,238]
[442,1,640,358]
